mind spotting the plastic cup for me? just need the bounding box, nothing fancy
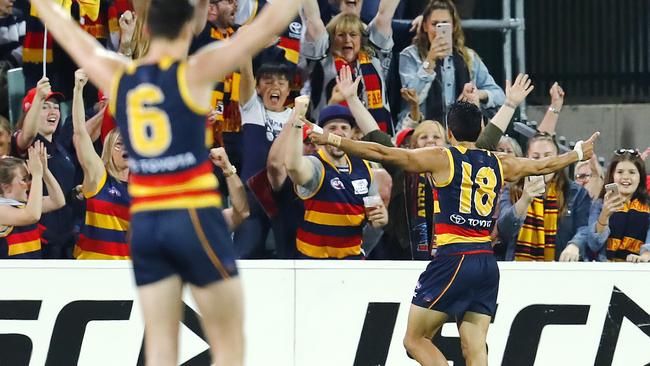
[363,195,382,216]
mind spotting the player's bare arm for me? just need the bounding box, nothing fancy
[30,0,128,93]
[499,131,599,182]
[309,131,450,181]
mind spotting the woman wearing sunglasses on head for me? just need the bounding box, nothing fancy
[586,149,650,262]
[0,142,65,258]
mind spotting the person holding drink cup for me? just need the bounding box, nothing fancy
[284,96,388,259]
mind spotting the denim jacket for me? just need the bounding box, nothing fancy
[585,199,650,261]
[497,181,592,261]
[398,44,505,123]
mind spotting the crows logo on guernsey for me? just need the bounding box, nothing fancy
[330,177,345,190]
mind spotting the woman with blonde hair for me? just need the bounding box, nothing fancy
[71,70,130,259]
[302,0,398,134]
[399,0,505,124]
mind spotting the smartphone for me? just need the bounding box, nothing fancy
[605,183,619,195]
[435,22,453,55]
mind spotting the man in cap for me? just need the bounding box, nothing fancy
[284,103,388,259]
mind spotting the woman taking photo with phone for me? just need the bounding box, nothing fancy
[496,132,592,262]
[398,0,505,125]
[586,150,650,262]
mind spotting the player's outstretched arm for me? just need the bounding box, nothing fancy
[189,0,303,85]
[30,0,127,93]
[500,132,599,182]
[309,131,448,176]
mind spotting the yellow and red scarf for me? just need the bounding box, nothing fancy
[25,1,125,64]
[606,199,650,261]
[333,53,392,134]
[406,173,438,259]
[515,184,559,261]
[209,26,242,142]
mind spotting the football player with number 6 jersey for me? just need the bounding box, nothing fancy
[30,0,304,365]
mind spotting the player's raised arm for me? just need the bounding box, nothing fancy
[309,131,449,176]
[29,0,127,93]
[499,131,599,182]
[188,0,303,85]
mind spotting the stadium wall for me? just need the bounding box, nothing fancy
[527,104,650,161]
[0,261,648,366]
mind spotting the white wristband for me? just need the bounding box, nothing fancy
[311,125,324,135]
[573,140,584,161]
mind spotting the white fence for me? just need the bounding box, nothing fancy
[0,260,648,365]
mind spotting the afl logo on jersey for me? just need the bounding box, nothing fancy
[330,177,345,190]
[108,185,122,198]
[450,214,466,225]
[289,22,302,38]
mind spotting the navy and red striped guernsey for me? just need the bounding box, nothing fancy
[434,146,503,247]
[0,202,42,259]
[74,170,131,259]
[109,57,222,213]
[295,150,373,258]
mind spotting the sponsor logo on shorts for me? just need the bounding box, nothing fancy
[288,22,302,38]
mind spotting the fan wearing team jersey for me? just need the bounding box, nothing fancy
[285,99,388,259]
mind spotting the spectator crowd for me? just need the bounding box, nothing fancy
[0,0,648,263]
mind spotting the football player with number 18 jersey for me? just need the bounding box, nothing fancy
[311,74,599,365]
